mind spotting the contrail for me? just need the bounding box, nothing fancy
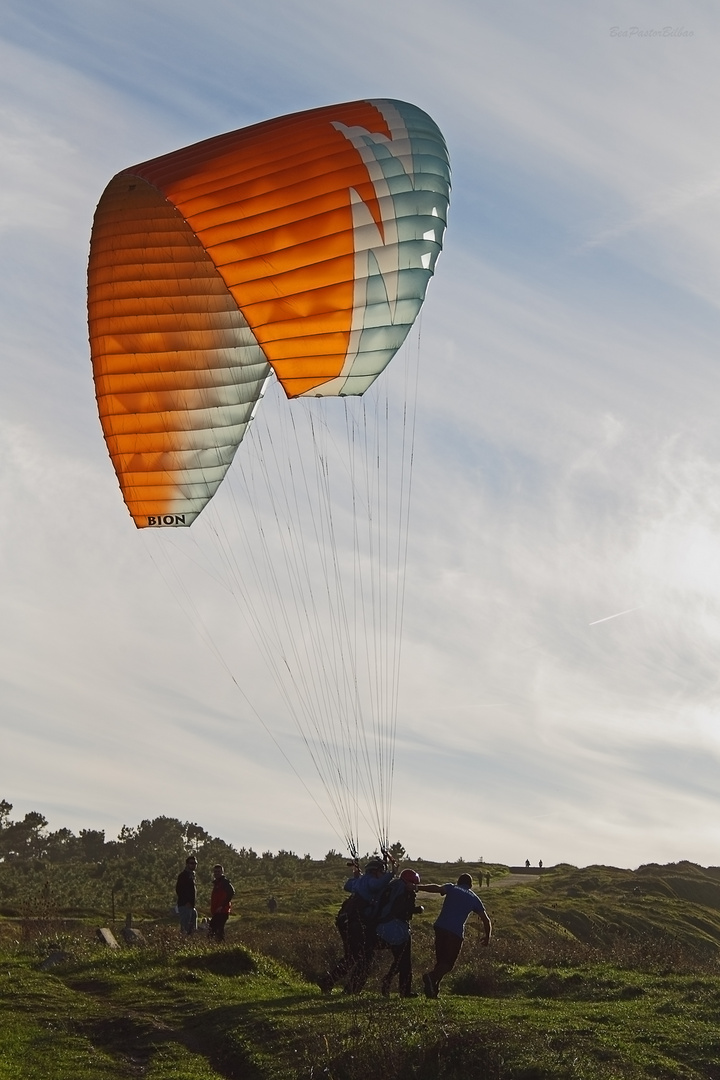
[589,607,640,626]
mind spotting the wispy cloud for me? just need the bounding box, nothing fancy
[588,608,641,626]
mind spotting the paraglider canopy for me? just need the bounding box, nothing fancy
[88,99,450,528]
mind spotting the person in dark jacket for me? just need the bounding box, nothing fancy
[375,868,424,997]
[208,864,235,942]
[175,855,198,934]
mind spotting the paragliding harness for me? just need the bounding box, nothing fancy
[335,890,364,931]
[335,885,385,933]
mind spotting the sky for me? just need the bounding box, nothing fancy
[2,0,720,870]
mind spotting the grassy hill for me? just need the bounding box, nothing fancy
[3,856,720,1078]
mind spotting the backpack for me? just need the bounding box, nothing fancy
[374,879,406,927]
[373,879,412,946]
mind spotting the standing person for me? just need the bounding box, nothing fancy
[208,864,235,942]
[318,856,395,994]
[417,873,491,998]
[375,868,424,998]
[176,855,198,934]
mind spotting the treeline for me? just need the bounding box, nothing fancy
[0,800,366,917]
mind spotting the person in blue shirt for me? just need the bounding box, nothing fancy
[417,873,491,998]
[318,856,395,993]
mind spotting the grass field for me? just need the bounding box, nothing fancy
[2,860,720,1078]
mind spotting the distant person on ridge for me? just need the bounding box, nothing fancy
[208,864,235,942]
[318,855,396,994]
[417,873,491,998]
[175,855,198,934]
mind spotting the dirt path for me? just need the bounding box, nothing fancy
[485,873,538,890]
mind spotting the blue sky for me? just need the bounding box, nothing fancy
[2,0,720,868]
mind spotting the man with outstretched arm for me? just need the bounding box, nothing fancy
[417,872,491,998]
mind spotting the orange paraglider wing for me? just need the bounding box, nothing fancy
[88,99,450,527]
